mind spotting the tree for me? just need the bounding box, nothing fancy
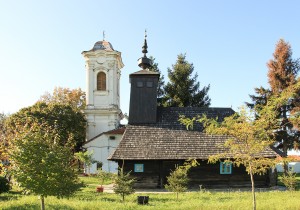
[247,39,300,170]
[165,159,198,200]
[180,104,281,210]
[148,56,165,106]
[113,167,135,202]
[74,150,95,174]
[5,102,86,152]
[164,54,210,107]
[10,124,82,210]
[0,113,10,177]
[39,87,86,110]
[246,86,271,110]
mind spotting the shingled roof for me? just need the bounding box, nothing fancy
[109,125,279,160]
[109,107,281,160]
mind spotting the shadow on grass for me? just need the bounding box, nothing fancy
[0,192,21,201]
[2,203,39,210]
[47,204,75,210]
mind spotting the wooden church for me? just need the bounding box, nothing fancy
[108,35,280,189]
[82,34,280,188]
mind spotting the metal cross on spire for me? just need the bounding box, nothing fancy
[138,29,151,69]
[103,31,105,41]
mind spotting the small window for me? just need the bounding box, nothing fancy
[109,136,115,140]
[146,81,153,88]
[137,81,143,88]
[220,162,232,174]
[134,164,144,172]
[97,72,106,91]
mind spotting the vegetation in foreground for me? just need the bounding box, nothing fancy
[1,175,300,210]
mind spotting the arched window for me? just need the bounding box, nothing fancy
[97,72,106,91]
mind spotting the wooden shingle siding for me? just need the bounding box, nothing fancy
[110,125,279,160]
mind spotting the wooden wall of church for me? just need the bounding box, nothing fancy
[119,160,270,189]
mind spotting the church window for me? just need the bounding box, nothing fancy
[134,164,144,172]
[97,72,106,91]
[137,81,143,88]
[220,162,232,174]
[146,81,153,88]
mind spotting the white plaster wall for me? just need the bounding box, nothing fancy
[84,133,122,173]
[83,49,123,142]
[276,162,300,173]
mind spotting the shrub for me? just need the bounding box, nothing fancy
[113,168,135,202]
[0,176,10,193]
[281,170,297,191]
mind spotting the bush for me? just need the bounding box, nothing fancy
[0,176,10,193]
[281,170,297,191]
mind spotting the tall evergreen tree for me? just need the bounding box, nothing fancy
[148,56,165,106]
[164,54,210,107]
[246,39,300,161]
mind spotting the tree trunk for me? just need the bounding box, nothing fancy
[40,195,45,210]
[282,105,289,175]
[283,140,289,175]
[122,193,125,202]
[249,164,256,210]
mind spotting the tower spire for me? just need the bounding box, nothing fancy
[103,31,105,41]
[138,30,151,70]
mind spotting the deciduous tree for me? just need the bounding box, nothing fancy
[0,113,10,177]
[39,87,86,110]
[164,54,210,107]
[10,123,82,210]
[180,103,283,210]
[5,102,86,152]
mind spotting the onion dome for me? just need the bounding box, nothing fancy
[137,30,152,69]
[92,40,114,51]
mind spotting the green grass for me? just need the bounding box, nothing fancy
[1,176,300,210]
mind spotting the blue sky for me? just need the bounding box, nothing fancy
[1,0,300,114]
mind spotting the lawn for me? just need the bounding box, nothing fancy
[1,175,300,210]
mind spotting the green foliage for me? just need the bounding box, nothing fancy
[165,159,199,200]
[247,39,300,160]
[5,102,86,152]
[0,113,10,176]
[10,125,82,201]
[164,54,210,107]
[180,106,279,210]
[74,151,95,174]
[97,169,115,186]
[0,176,10,193]
[281,170,298,191]
[39,87,86,111]
[113,167,135,202]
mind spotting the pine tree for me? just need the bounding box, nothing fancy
[113,167,135,202]
[246,39,300,166]
[165,159,198,200]
[164,54,210,107]
[148,56,165,106]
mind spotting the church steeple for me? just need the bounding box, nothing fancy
[129,32,159,124]
[137,30,152,69]
[82,37,124,140]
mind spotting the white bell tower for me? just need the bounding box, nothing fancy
[82,38,124,140]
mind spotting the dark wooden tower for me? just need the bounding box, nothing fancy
[128,32,159,124]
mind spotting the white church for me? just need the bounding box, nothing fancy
[82,38,125,173]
